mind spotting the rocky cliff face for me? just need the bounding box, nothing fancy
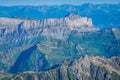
[0,14,99,50]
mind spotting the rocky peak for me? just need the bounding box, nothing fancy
[65,14,81,19]
[63,14,93,27]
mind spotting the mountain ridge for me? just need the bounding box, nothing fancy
[0,3,120,28]
[1,55,120,80]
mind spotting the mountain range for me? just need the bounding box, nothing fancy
[0,3,120,28]
[0,4,120,80]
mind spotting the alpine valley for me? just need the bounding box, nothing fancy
[0,4,120,80]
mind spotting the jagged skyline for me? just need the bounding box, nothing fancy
[0,0,120,6]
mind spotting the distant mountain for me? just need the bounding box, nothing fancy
[0,3,120,28]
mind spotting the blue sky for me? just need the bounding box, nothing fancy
[0,0,120,6]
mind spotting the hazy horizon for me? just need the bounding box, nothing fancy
[0,0,120,6]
